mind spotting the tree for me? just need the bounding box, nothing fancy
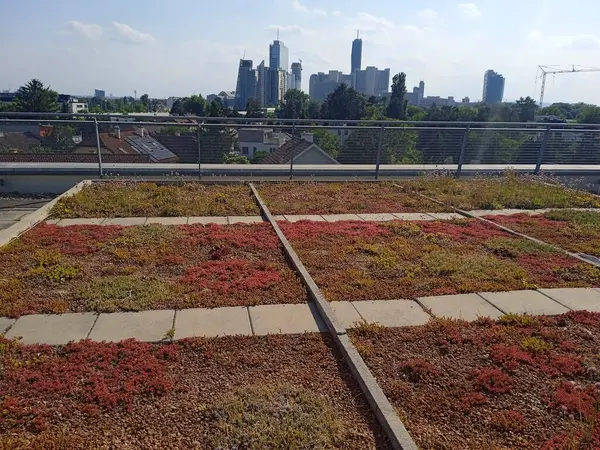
[307,100,321,119]
[516,96,538,122]
[386,72,408,119]
[46,126,76,153]
[245,98,264,118]
[251,150,269,163]
[223,153,250,164]
[320,84,366,120]
[338,125,420,164]
[170,98,184,116]
[209,98,226,117]
[140,94,149,110]
[312,129,340,158]
[183,95,207,116]
[578,105,600,124]
[278,89,310,119]
[15,79,59,112]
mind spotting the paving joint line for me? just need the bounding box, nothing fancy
[475,293,508,316]
[249,182,418,450]
[246,307,255,336]
[535,289,574,311]
[85,313,100,340]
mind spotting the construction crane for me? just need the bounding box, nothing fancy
[537,65,600,106]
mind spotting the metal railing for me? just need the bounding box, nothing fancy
[1,112,600,179]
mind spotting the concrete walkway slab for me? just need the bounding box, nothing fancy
[103,217,147,226]
[88,310,175,342]
[392,213,435,221]
[330,301,363,329]
[145,217,187,225]
[427,213,465,220]
[539,288,600,312]
[357,213,397,222]
[57,218,106,226]
[322,214,363,222]
[0,221,16,230]
[228,216,264,224]
[284,215,326,223]
[418,293,503,321]
[479,290,569,315]
[45,219,60,225]
[273,215,287,221]
[188,216,228,225]
[174,306,252,338]
[249,303,327,335]
[5,313,96,345]
[0,211,30,221]
[0,317,15,333]
[352,300,430,327]
[470,209,527,217]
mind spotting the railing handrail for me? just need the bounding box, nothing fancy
[1,111,599,129]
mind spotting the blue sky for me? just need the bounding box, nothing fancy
[1,0,600,104]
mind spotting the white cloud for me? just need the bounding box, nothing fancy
[64,21,103,40]
[111,22,156,45]
[292,0,326,15]
[356,12,394,28]
[332,10,342,16]
[417,8,438,21]
[528,30,543,41]
[565,35,600,50]
[265,25,313,36]
[458,3,482,19]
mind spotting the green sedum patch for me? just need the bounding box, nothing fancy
[205,384,347,450]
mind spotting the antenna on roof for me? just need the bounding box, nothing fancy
[357,30,359,39]
[242,49,246,59]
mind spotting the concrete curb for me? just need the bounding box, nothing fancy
[250,182,419,450]
[0,180,91,248]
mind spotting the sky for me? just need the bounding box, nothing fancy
[1,0,600,104]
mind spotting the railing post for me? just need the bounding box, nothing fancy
[94,118,103,177]
[289,121,295,179]
[535,125,551,175]
[197,123,202,179]
[375,125,384,180]
[456,124,470,178]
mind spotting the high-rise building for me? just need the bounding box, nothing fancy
[270,69,288,105]
[269,40,289,72]
[256,60,270,107]
[482,70,505,104]
[94,89,105,98]
[351,31,362,74]
[234,59,257,109]
[309,71,352,101]
[352,66,390,97]
[291,62,302,91]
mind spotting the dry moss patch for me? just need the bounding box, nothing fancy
[257,181,448,215]
[51,182,259,218]
[1,334,389,449]
[0,223,306,317]
[350,312,600,450]
[403,174,600,211]
[280,219,600,301]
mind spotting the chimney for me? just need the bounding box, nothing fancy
[115,126,121,139]
[141,128,145,137]
[300,132,313,143]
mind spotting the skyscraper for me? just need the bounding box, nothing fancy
[482,70,505,104]
[269,40,289,72]
[351,31,362,73]
[234,59,257,109]
[291,62,302,91]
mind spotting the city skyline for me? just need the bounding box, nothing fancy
[2,0,600,104]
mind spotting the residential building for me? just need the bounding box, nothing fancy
[351,32,362,73]
[352,67,390,97]
[259,134,339,165]
[238,128,290,158]
[269,40,289,72]
[234,59,257,109]
[406,81,425,107]
[206,91,236,108]
[291,62,302,91]
[67,98,88,113]
[483,70,505,104]
[94,89,105,98]
[0,91,17,103]
[166,97,180,109]
[309,71,352,101]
